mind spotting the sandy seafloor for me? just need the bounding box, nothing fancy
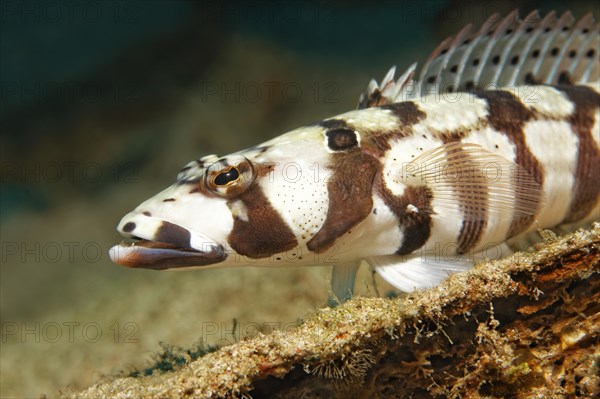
[1,1,596,397]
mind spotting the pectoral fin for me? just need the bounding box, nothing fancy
[399,142,544,222]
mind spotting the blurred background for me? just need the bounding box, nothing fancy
[1,0,596,397]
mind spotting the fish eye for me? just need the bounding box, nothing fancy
[205,156,255,198]
[213,167,240,186]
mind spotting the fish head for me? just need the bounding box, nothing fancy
[110,124,343,270]
[109,153,239,269]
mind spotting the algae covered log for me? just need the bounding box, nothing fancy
[65,225,599,399]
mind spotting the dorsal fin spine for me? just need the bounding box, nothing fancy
[434,23,473,91]
[571,17,596,78]
[471,11,517,87]
[493,12,536,86]
[358,10,599,108]
[546,12,577,83]
[453,18,495,88]
[505,10,545,85]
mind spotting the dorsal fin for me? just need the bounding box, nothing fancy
[357,63,416,109]
[357,10,599,108]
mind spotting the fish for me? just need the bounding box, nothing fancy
[109,10,600,302]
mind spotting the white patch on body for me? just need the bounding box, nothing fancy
[258,125,326,148]
[256,131,331,246]
[413,94,488,135]
[520,86,575,118]
[461,126,518,162]
[382,135,445,197]
[523,120,579,227]
[328,195,403,262]
[334,108,403,132]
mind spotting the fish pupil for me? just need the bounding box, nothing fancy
[214,167,240,186]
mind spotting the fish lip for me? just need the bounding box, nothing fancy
[109,239,227,270]
[111,214,228,269]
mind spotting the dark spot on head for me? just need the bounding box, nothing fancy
[462,39,470,45]
[142,211,152,216]
[582,28,589,34]
[464,81,475,91]
[427,75,436,84]
[492,55,500,65]
[544,27,551,33]
[440,48,448,55]
[550,47,559,57]
[472,58,480,66]
[450,65,458,73]
[163,198,176,202]
[123,222,136,233]
[526,27,533,33]
[568,50,576,58]
[531,49,540,58]
[179,166,191,173]
[586,48,595,58]
[510,55,519,65]
[447,85,456,93]
[562,26,569,31]
[326,128,359,151]
[505,28,513,35]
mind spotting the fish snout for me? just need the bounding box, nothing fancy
[110,212,227,270]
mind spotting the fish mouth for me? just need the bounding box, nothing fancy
[109,240,227,270]
[109,217,227,270]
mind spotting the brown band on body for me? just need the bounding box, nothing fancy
[381,102,427,125]
[227,184,297,258]
[306,150,380,253]
[475,90,541,237]
[307,104,425,253]
[375,174,433,255]
[362,102,427,157]
[559,85,600,222]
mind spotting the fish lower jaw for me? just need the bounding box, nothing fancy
[109,239,227,270]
